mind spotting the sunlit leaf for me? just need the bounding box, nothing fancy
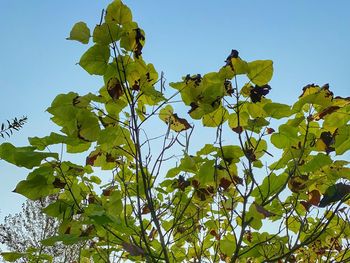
[0,143,58,169]
[105,0,132,25]
[159,105,192,132]
[263,102,292,119]
[202,106,228,127]
[271,124,299,149]
[247,60,273,86]
[334,125,350,155]
[67,22,90,44]
[93,22,121,44]
[79,44,110,75]
[13,166,58,200]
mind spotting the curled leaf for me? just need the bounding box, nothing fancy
[159,105,192,132]
[122,242,144,256]
[308,189,321,206]
[254,202,275,218]
[319,183,350,207]
[107,78,124,100]
[250,85,271,103]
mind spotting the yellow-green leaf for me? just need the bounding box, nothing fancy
[67,22,90,44]
[79,44,110,75]
[247,60,273,86]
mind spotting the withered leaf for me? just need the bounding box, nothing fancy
[288,175,308,193]
[319,131,336,154]
[250,84,271,103]
[185,74,202,86]
[232,126,243,134]
[224,79,233,95]
[266,127,275,134]
[177,175,190,191]
[300,200,312,211]
[132,80,140,91]
[219,177,231,191]
[188,102,199,114]
[313,106,340,121]
[52,178,66,189]
[88,193,96,204]
[209,229,220,240]
[254,202,275,218]
[141,204,151,214]
[308,189,321,206]
[102,186,114,196]
[122,241,145,256]
[107,77,123,100]
[134,28,145,59]
[172,114,191,131]
[225,49,239,66]
[86,152,101,166]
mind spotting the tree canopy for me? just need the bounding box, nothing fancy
[0,1,350,262]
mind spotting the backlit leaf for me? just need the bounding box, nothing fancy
[334,125,350,155]
[247,60,273,86]
[14,166,58,200]
[67,22,90,44]
[263,102,292,119]
[105,0,132,25]
[0,143,58,169]
[159,105,192,132]
[202,106,228,127]
[79,44,110,75]
[93,22,121,44]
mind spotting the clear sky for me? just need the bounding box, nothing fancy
[0,1,349,219]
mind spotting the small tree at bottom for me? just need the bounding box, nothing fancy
[0,196,82,262]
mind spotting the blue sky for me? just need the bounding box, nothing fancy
[0,1,349,219]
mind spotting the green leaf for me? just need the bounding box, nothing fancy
[247,60,273,86]
[263,102,292,119]
[198,160,215,184]
[228,112,249,129]
[1,252,26,262]
[197,144,218,156]
[79,44,110,75]
[220,145,244,163]
[292,84,334,112]
[335,125,350,155]
[29,132,90,153]
[301,153,332,173]
[270,124,299,149]
[252,172,288,201]
[43,199,74,219]
[0,143,58,169]
[41,234,88,246]
[319,183,350,207]
[14,166,58,200]
[179,154,198,173]
[220,234,236,256]
[105,0,133,25]
[202,106,228,127]
[93,23,121,45]
[246,204,264,230]
[67,22,90,44]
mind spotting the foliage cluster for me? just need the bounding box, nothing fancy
[1,1,350,262]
